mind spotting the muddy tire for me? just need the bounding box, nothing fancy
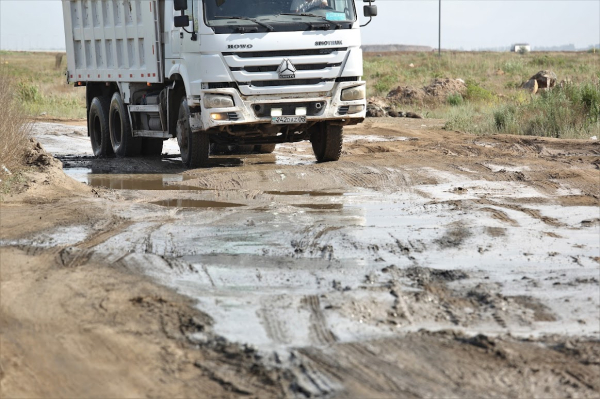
[141,138,163,157]
[88,96,113,157]
[109,92,141,157]
[255,144,276,154]
[310,123,343,162]
[177,97,209,168]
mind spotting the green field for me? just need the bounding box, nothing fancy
[0,50,598,138]
[364,51,599,138]
[0,51,86,120]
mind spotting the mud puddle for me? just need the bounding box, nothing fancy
[65,172,205,191]
[17,186,591,353]
[265,190,344,197]
[152,199,245,208]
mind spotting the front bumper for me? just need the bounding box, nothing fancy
[188,81,367,132]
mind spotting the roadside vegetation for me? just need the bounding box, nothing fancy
[364,51,600,138]
[0,50,598,138]
[0,51,86,119]
[0,74,31,176]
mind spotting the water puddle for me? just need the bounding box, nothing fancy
[151,199,245,208]
[65,171,203,191]
[266,190,344,197]
[293,203,344,210]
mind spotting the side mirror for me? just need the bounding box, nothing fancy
[174,0,188,11]
[174,15,190,27]
[364,5,377,17]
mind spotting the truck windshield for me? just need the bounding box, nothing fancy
[203,0,356,33]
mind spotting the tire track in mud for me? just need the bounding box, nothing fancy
[295,343,413,396]
[449,199,564,227]
[56,221,134,267]
[257,296,291,345]
[183,161,414,193]
[302,295,337,345]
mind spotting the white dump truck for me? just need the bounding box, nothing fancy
[62,0,376,167]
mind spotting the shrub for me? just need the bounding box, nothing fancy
[0,74,30,173]
[17,81,42,103]
[493,105,518,132]
[446,93,464,106]
[465,80,494,102]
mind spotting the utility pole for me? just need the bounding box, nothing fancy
[438,0,441,56]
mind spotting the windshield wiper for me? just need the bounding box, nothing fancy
[214,16,274,31]
[277,12,342,29]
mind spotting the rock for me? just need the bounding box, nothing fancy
[405,112,423,119]
[366,103,386,118]
[496,69,505,76]
[521,78,538,94]
[530,70,558,89]
[409,63,415,68]
[387,110,400,118]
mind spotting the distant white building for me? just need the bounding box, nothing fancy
[512,43,531,53]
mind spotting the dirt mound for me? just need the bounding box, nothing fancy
[424,78,467,97]
[387,78,467,104]
[387,85,426,103]
[25,138,62,171]
[2,138,87,201]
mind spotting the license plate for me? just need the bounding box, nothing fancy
[271,116,306,124]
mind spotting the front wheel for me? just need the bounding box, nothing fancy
[176,97,209,168]
[310,123,343,162]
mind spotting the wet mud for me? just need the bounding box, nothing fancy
[1,119,599,398]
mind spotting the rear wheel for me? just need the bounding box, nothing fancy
[141,138,163,157]
[255,144,276,154]
[109,92,141,157]
[88,96,113,157]
[176,97,209,168]
[310,123,343,162]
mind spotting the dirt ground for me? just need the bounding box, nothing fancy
[1,118,599,398]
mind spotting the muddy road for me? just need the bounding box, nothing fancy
[1,119,599,398]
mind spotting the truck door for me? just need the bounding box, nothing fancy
[166,0,185,58]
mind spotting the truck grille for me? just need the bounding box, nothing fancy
[231,63,339,73]
[223,47,349,95]
[242,79,334,88]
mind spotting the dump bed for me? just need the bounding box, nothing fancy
[62,0,163,84]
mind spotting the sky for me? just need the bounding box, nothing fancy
[0,0,598,51]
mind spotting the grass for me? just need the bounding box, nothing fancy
[0,51,86,119]
[364,51,600,138]
[0,74,31,176]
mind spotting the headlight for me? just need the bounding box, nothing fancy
[204,94,234,108]
[341,86,366,101]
